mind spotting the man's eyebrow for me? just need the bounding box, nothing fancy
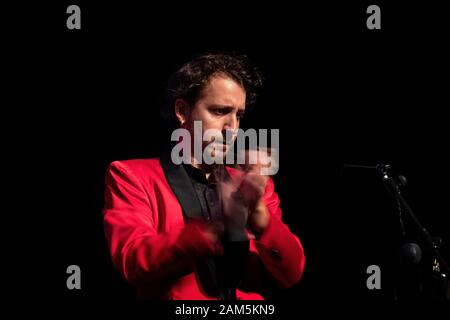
[210,104,246,111]
[209,104,233,109]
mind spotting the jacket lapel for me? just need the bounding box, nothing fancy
[160,148,206,220]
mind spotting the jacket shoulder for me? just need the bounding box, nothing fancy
[107,158,163,180]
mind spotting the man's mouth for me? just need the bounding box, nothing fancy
[211,142,229,150]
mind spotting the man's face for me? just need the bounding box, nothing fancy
[179,74,246,161]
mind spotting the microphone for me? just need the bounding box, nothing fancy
[400,242,422,265]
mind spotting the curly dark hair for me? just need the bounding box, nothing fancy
[161,53,263,124]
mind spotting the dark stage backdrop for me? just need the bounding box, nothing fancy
[53,0,449,303]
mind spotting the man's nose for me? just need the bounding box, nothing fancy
[222,115,238,144]
[223,114,238,131]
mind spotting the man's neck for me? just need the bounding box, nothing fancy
[190,157,214,180]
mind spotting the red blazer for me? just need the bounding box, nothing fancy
[103,158,305,299]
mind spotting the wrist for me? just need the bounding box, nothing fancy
[250,201,270,234]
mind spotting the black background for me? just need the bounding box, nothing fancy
[36,0,450,306]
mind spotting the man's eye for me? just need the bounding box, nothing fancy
[212,109,227,115]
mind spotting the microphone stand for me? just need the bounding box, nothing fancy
[376,164,449,300]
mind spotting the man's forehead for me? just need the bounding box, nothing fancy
[204,75,244,93]
[201,77,246,107]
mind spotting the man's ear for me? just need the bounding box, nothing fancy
[175,99,189,126]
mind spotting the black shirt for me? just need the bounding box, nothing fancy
[182,163,224,222]
[182,164,249,300]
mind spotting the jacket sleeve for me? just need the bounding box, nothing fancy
[254,178,306,288]
[102,161,221,288]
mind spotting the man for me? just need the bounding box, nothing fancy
[103,53,305,299]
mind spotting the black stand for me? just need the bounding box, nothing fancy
[377,164,449,300]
